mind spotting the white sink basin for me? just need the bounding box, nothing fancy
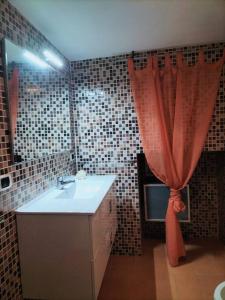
[16,175,116,215]
[56,179,102,200]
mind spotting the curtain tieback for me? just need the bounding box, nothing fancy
[169,189,186,213]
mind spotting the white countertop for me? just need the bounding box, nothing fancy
[16,175,116,215]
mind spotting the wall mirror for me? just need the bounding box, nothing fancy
[3,39,71,164]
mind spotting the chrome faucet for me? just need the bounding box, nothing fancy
[57,176,64,190]
[56,176,76,190]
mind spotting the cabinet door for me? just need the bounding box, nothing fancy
[90,184,117,299]
[107,185,117,245]
[91,185,116,259]
[92,232,111,299]
[17,214,93,300]
[91,198,107,260]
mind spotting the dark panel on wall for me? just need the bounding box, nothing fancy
[142,152,221,240]
[217,152,225,242]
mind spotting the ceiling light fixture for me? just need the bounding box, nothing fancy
[43,50,63,68]
[23,50,49,68]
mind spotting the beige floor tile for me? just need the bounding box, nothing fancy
[98,239,225,300]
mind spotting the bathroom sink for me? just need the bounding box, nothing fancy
[56,179,102,200]
[16,175,116,214]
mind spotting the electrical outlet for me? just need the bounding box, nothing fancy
[0,174,13,191]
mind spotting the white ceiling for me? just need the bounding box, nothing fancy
[10,0,225,61]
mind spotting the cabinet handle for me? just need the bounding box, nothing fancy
[108,231,113,252]
[110,231,113,247]
[109,200,112,214]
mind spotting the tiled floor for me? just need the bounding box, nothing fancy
[98,239,225,300]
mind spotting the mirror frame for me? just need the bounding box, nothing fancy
[1,38,15,165]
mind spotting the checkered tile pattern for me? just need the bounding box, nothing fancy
[70,42,225,255]
[8,63,71,160]
[0,0,74,298]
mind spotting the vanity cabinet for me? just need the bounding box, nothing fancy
[16,182,117,300]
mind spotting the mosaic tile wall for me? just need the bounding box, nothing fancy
[0,0,74,299]
[8,62,71,160]
[70,57,142,255]
[70,42,225,255]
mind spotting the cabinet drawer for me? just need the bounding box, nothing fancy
[92,216,117,299]
[92,231,111,299]
[91,187,117,259]
[91,203,106,259]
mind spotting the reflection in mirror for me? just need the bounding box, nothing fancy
[4,39,71,163]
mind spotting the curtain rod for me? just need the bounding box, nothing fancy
[129,50,172,60]
[129,48,224,60]
[130,50,149,60]
[130,50,185,60]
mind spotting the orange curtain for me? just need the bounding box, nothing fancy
[128,50,224,266]
[8,67,19,139]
